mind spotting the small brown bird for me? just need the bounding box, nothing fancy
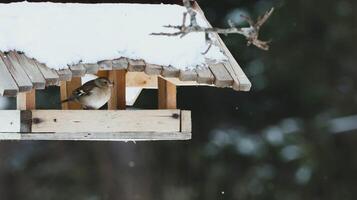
[61,77,113,109]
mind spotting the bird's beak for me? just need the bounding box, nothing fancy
[109,82,114,87]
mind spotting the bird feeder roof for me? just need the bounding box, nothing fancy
[0,1,251,97]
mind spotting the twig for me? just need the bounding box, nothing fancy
[151,0,274,52]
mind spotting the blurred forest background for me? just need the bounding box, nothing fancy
[1,0,357,200]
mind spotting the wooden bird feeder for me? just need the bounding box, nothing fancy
[0,1,251,141]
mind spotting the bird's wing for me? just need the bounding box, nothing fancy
[72,79,97,99]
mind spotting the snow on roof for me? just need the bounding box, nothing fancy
[0,2,226,70]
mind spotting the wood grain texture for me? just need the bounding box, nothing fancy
[108,70,126,110]
[196,68,214,84]
[158,76,177,109]
[13,52,46,89]
[31,110,181,133]
[180,110,192,133]
[161,66,180,77]
[0,110,20,132]
[60,77,82,110]
[83,63,99,74]
[112,58,129,70]
[16,131,191,141]
[57,69,72,81]
[0,52,33,92]
[17,89,36,110]
[179,69,198,81]
[69,64,86,77]
[32,60,59,86]
[0,54,18,96]
[209,63,234,87]
[128,59,146,72]
[145,64,162,75]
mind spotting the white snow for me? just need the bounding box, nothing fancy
[0,2,226,70]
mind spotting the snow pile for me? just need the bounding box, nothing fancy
[0,2,226,70]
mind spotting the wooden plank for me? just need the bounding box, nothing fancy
[96,70,109,77]
[31,110,181,133]
[158,76,177,109]
[112,58,129,70]
[209,63,234,87]
[0,54,18,96]
[60,77,82,110]
[145,63,162,75]
[98,60,112,70]
[193,2,251,91]
[83,63,99,74]
[126,72,157,88]
[17,89,36,110]
[0,110,21,132]
[180,110,192,133]
[126,72,209,88]
[161,66,180,77]
[31,59,59,86]
[108,70,126,110]
[18,131,191,141]
[196,68,214,84]
[0,52,33,92]
[69,64,86,77]
[57,69,72,81]
[13,52,46,89]
[128,59,146,72]
[179,69,198,81]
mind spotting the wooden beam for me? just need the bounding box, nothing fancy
[17,90,36,110]
[32,60,59,86]
[57,69,72,81]
[108,70,126,110]
[0,52,33,92]
[0,110,192,141]
[145,64,162,75]
[97,70,109,77]
[60,77,82,110]
[180,110,192,133]
[31,110,181,133]
[13,52,46,89]
[128,59,146,72]
[197,68,214,84]
[158,76,177,109]
[0,53,18,96]
[18,131,191,141]
[69,64,86,77]
[112,58,129,70]
[161,66,180,77]
[179,69,198,81]
[209,63,234,87]
[83,63,99,74]
[0,110,21,132]
[98,60,113,70]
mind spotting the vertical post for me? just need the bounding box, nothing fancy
[17,89,36,110]
[108,70,126,110]
[60,77,82,110]
[158,76,177,109]
[96,70,109,78]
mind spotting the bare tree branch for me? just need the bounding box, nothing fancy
[151,0,274,52]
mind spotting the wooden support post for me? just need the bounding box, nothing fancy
[158,76,177,109]
[17,90,36,110]
[108,70,126,110]
[60,77,82,110]
[96,70,109,78]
